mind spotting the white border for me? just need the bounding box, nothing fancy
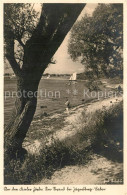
[0,1,127,195]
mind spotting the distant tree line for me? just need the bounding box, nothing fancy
[43,73,71,77]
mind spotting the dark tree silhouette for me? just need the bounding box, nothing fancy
[4,3,85,159]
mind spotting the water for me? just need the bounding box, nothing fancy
[4,78,89,124]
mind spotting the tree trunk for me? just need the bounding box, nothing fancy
[4,73,41,159]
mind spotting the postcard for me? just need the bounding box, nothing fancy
[0,0,127,194]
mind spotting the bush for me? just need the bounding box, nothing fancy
[85,80,101,91]
[80,101,123,162]
[4,137,92,184]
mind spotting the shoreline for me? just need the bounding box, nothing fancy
[33,97,98,120]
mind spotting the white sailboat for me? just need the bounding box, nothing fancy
[68,72,77,84]
[69,72,77,81]
[47,75,50,79]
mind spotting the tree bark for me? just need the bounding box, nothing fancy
[4,74,42,159]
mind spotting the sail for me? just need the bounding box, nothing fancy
[73,72,77,80]
[69,72,77,81]
[47,75,50,79]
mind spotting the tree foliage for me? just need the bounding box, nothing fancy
[68,4,123,78]
[4,4,40,68]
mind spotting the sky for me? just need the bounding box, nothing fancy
[5,3,98,75]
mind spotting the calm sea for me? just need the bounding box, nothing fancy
[4,78,89,124]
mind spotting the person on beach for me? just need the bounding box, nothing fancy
[117,85,122,96]
[65,98,70,113]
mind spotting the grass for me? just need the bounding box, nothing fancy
[4,140,92,184]
[4,100,123,185]
[64,100,123,162]
[81,101,123,162]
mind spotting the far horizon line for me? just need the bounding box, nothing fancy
[4,72,85,76]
